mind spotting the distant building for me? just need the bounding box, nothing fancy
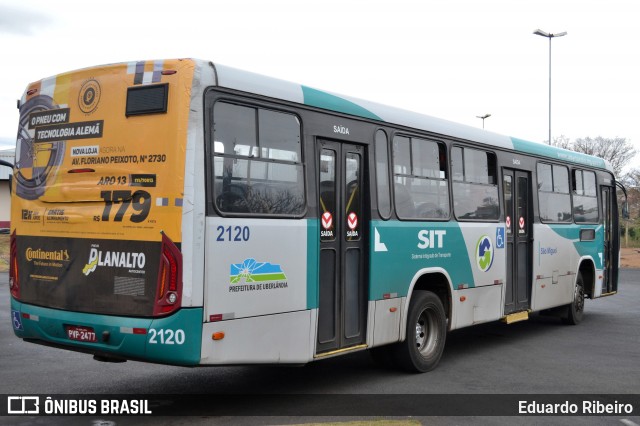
[0,149,15,229]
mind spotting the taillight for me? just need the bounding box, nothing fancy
[9,230,19,300]
[153,232,182,316]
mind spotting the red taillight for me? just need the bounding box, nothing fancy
[9,230,19,300]
[154,232,182,316]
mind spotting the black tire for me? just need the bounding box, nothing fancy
[563,272,585,325]
[393,291,447,373]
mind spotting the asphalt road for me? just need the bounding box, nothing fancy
[1,270,639,425]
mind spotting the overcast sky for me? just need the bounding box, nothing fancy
[1,0,638,168]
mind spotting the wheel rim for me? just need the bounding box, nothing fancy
[415,307,439,357]
[574,283,584,313]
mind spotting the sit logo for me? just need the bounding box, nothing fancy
[417,230,446,249]
[476,235,494,272]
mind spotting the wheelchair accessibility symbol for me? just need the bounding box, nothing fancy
[496,227,505,249]
[11,310,23,331]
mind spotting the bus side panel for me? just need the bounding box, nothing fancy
[531,224,601,311]
[204,218,309,319]
[200,310,313,364]
[369,221,506,331]
[369,221,470,300]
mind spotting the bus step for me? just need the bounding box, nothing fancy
[502,311,529,324]
[314,344,368,359]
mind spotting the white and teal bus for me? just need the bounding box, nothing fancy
[9,59,627,372]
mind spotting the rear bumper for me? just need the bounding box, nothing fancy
[10,298,203,366]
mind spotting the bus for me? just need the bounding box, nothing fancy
[9,58,628,372]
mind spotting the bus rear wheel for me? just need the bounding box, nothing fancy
[394,290,446,373]
[563,272,585,325]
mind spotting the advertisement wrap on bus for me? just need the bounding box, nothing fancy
[8,58,627,372]
[11,59,202,364]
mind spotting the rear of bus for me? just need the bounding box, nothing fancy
[10,59,202,365]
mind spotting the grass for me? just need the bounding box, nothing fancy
[0,234,8,272]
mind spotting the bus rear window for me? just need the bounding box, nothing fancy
[212,102,305,216]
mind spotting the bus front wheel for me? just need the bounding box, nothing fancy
[563,272,585,325]
[394,290,447,373]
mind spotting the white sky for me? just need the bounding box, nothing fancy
[1,0,639,169]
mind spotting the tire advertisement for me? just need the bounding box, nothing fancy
[12,59,194,315]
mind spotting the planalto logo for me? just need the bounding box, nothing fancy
[476,235,494,272]
[230,258,286,284]
[83,245,146,276]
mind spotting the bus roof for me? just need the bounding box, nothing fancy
[208,60,611,173]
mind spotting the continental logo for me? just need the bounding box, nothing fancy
[26,248,70,262]
[83,246,146,276]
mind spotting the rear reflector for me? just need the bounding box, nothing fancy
[22,313,39,321]
[120,327,148,335]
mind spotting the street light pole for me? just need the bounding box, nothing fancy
[476,113,491,129]
[533,29,567,145]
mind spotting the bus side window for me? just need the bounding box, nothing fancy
[572,169,598,223]
[212,101,305,216]
[392,135,449,220]
[537,162,571,223]
[375,130,391,219]
[451,147,499,221]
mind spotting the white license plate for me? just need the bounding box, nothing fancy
[66,325,97,342]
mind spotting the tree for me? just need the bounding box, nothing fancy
[550,134,572,150]
[551,136,636,177]
[618,167,640,247]
[622,168,640,221]
[624,168,640,188]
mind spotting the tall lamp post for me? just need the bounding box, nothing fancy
[476,113,491,129]
[533,29,567,145]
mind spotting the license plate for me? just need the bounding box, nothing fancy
[66,325,97,342]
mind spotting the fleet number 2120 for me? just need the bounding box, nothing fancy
[216,226,250,242]
[148,328,185,345]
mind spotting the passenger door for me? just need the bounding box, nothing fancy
[503,168,533,314]
[601,186,617,294]
[316,140,367,354]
